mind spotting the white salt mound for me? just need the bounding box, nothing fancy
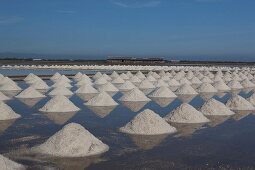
[120,109,177,135]
[94,77,108,85]
[52,80,72,88]
[200,98,235,116]
[213,80,231,91]
[0,79,21,91]
[119,88,151,102]
[175,83,198,95]
[97,82,119,92]
[138,79,155,89]
[32,123,109,157]
[48,86,73,96]
[30,80,49,90]
[0,154,25,170]
[76,84,98,94]
[149,86,177,98]
[0,102,21,120]
[241,79,255,88]
[85,91,118,106]
[197,83,217,93]
[129,75,141,83]
[16,87,45,98]
[227,80,243,90]
[165,103,210,123]
[50,72,61,81]
[39,95,80,112]
[112,76,125,84]
[226,95,255,111]
[0,91,10,101]
[118,81,135,91]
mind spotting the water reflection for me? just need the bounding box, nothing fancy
[177,94,197,103]
[151,97,176,107]
[199,93,215,101]
[120,101,148,112]
[0,119,16,135]
[206,115,231,127]
[2,90,20,98]
[172,123,206,137]
[231,110,251,121]
[17,98,44,108]
[128,134,169,150]
[41,112,77,125]
[86,106,117,118]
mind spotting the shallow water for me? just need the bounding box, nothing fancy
[0,79,255,169]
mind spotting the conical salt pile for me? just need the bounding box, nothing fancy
[120,73,129,80]
[129,75,141,85]
[15,86,45,98]
[118,81,135,92]
[190,76,202,85]
[136,71,146,80]
[52,80,72,88]
[39,95,80,112]
[226,94,255,111]
[200,98,235,116]
[76,84,98,94]
[227,80,243,90]
[146,75,157,83]
[179,77,192,85]
[50,72,62,81]
[0,154,25,170]
[102,73,112,81]
[54,75,71,83]
[85,91,118,106]
[76,77,93,87]
[197,83,217,93]
[32,123,109,157]
[167,78,180,91]
[126,71,133,78]
[149,86,177,98]
[93,72,103,80]
[213,80,231,91]
[138,79,155,90]
[24,73,41,84]
[110,71,119,79]
[201,76,213,83]
[119,88,151,102]
[0,78,21,91]
[164,103,210,123]
[48,86,73,96]
[29,81,49,92]
[175,83,198,95]
[94,77,108,86]
[73,72,83,81]
[241,78,255,88]
[120,109,177,135]
[97,82,119,94]
[0,102,21,120]
[112,76,125,84]
[0,91,10,101]
[154,79,168,88]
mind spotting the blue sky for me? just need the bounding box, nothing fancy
[0,0,255,61]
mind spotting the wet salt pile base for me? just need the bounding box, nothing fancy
[1,65,255,169]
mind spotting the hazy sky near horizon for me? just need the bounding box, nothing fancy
[0,0,255,59]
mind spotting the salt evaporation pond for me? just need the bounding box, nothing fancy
[1,71,255,169]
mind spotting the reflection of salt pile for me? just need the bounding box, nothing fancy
[0,154,25,170]
[0,102,21,120]
[197,83,217,93]
[119,88,151,102]
[85,91,118,106]
[213,80,231,92]
[226,94,255,111]
[165,103,210,123]
[32,123,109,157]
[15,87,45,98]
[200,98,235,115]
[75,84,98,101]
[248,93,255,106]
[43,112,77,125]
[48,86,73,97]
[118,81,135,92]
[0,77,21,91]
[120,109,176,135]
[0,91,10,101]
[39,95,80,112]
